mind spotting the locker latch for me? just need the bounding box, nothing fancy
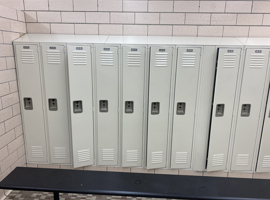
[100,100,108,112]
[176,102,186,115]
[151,102,160,115]
[216,104,224,117]
[73,101,83,113]
[24,98,33,110]
[48,98,58,111]
[125,101,133,113]
[241,104,251,117]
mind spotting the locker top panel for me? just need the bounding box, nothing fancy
[236,37,270,46]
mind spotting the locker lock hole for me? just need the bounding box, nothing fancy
[48,98,58,111]
[176,102,186,115]
[215,104,224,117]
[100,100,108,112]
[125,101,134,113]
[151,102,160,115]
[241,104,251,117]
[73,101,83,113]
[24,98,33,110]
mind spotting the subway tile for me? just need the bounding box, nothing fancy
[155,169,179,175]
[198,26,223,37]
[98,0,122,11]
[0,69,16,84]
[17,10,25,22]
[263,14,270,25]
[228,172,253,178]
[75,24,98,35]
[0,146,8,162]
[0,0,24,10]
[107,167,131,172]
[24,0,49,10]
[185,14,211,25]
[0,189,4,200]
[223,26,249,37]
[27,163,37,168]
[27,23,50,34]
[74,0,97,11]
[179,170,203,176]
[123,1,147,12]
[0,123,5,136]
[84,166,107,171]
[0,167,11,181]
[0,150,18,173]
[237,14,263,25]
[3,32,20,44]
[0,5,17,20]
[25,11,37,23]
[10,155,26,171]
[148,25,172,36]
[0,44,16,57]
[225,1,252,13]
[4,114,22,132]
[49,0,73,11]
[2,92,19,109]
[252,1,270,13]
[9,81,18,93]
[0,107,12,124]
[10,21,26,33]
[111,13,134,24]
[200,1,225,13]
[135,13,159,24]
[38,164,61,169]
[0,58,7,71]
[86,12,109,23]
[12,103,20,116]
[0,18,11,32]
[15,124,23,138]
[37,12,61,23]
[174,1,199,13]
[211,14,237,25]
[61,12,85,23]
[51,24,75,34]
[0,129,15,149]
[0,99,2,110]
[0,83,9,97]
[99,24,122,35]
[160,13,185,25]
[123,25,147,36]
[6,57,15,69]
[203,171,228,177]
[7,135,24,154]
[148,1,173,12]
[0,31,2,43]
[249,27,270,37]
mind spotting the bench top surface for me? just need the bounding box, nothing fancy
[1,167,270,200]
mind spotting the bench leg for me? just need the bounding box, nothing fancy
[53,192,59,200]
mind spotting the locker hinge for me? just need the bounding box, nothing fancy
[117,49,119,54]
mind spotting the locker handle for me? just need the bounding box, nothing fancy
[241,104,251,117]
[215,104,224,117]
[73,101,83,113]
[125,101,134,113]
[100,100,108,112]
[48,98,58,111]
[176,102,186,115]
[151,102,160,115]
[24,98,33,110]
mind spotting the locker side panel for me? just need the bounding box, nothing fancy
[41,45,71,164]
[95,45,119,166]
[231,48,270,171]
[15,44,48,163]
[67,45,95,168]
[122,46,146,167]
[171,47,201,169]
[147,47,173,169]
[207,48,241,171]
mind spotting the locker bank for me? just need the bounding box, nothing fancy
[13,34,270,173]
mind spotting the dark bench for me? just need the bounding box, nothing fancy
[1,167,270,200]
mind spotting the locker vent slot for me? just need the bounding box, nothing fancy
[126,150,138,162]
[54,147,66,159]
[155,52,168,67]
[151,151,163,164]
[212,154,224,167]
[73,50,87,65]
[47,50,61,64]
[175,152,188,164]
[127,52,141,67]
[102,149,114,161]
[262,155,270,168]
[249,54,265,68]
[100,51,114,66]
[182,53,196,67]
[31,146,43,158]
[222,53,237,68]
[20,49,34,64]
[77,149,90,163]
[236,154,249,166]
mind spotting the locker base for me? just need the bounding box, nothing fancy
[54,192,59,200]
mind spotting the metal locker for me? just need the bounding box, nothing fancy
[171,47,201,169]
[41,44,71,164]
[147,46,174,169]
[15,44,48,163]
[95,45,119,166]
[121,46,146,167]
[257,90,270,172]
[67,45,95,168]
[207,48,242,171]
[231,48,270,171]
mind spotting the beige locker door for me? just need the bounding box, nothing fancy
[41,45,71,164]
[95,45,119,166]
[147,47,174,169]
[122,46,146,167]
[207,48,242,171]
[231,49,270,171]
[171,47,201,169]
[15,44,48,163]
[67,45,95,168]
